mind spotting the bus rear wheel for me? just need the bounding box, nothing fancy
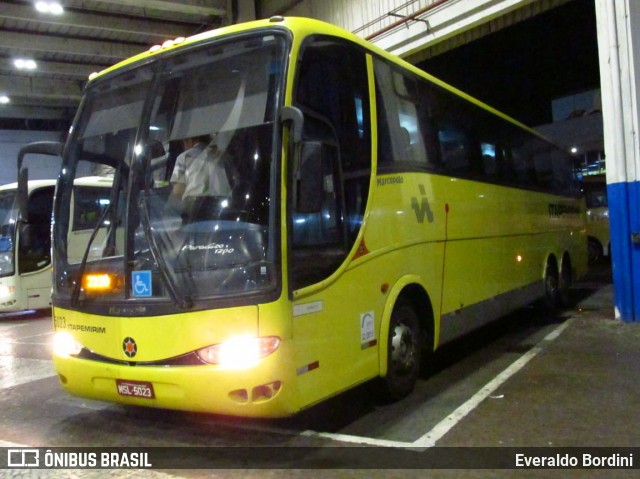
[559,255,573,307]
[378,302,421,401]
[542,260,560,315]
[588,237,603,264]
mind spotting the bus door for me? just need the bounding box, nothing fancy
[18,185,54,310]
[289,37,374,404]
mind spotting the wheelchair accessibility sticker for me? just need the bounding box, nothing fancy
[132,271,152,297]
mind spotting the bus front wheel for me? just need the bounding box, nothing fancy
[378,302,421,401]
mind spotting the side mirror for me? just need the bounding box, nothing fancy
[17,141,63,222]
[17,141,63,171]
[297,141,325,213]
[279,106,304,144]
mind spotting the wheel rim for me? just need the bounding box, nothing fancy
[390,322,417,375]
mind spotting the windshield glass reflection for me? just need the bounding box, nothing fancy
[53,33,284,311]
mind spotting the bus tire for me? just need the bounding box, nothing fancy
[542,259,560,315]
[588,237,602,264]
[378,302,421,401]
[559,255,573,307]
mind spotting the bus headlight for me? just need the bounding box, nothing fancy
[196,336,280,369]
[53,332,83,357]
[0,285,15,298]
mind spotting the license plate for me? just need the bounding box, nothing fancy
[116,379,155,399]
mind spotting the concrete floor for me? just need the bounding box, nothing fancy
[2,261,639,478]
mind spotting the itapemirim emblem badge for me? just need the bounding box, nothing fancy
[123,337,137,358]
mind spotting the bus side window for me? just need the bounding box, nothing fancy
[438,128,470,175]
[481,142,498,177]
[511,134,540,189]
[374,60,429,170]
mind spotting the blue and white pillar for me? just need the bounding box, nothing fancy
[596,0,640,321]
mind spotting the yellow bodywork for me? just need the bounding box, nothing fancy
[53,301,301,417]
[53,17,588,417]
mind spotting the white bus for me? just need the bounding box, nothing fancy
[0,176,112,315]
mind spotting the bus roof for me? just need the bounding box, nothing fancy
[87,16,554,147]
[0,176,112,193]
[89,17,349,81]
[0,179,56,192]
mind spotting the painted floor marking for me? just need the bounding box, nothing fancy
[0,322,30,331]
[412,346,542,448]
[44,395,112,411]
[0,357,56,390]
[0,439,26,447]
[542,319,572,342]
[11,331,55,340]
[304,318,574,449]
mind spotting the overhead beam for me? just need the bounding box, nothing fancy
[370,0,539,61]
[0,59,101,80]
[0,104,73,120]
[0,73,83,103]
[0,3,198,43]
[0,31,145,64]
[88,0,227,17]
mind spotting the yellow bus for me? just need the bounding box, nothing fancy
[41,17,586,417]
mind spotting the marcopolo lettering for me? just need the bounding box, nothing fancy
[377,176,404,186]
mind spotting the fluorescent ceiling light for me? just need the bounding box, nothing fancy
[35,1,64,15]
[14,59,38,70]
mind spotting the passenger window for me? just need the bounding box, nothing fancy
[374,60,429,169]
[438,128,472,175]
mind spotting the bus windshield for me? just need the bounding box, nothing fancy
[0,190,17,277]
[53,33,286,313]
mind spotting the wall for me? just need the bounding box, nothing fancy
[0,130,62,186]
[257,0,439,37]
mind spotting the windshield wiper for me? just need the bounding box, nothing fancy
[138,192,192,309]
[70,161,126,307]
[70,188,117,307]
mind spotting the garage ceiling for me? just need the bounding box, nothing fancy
[0,0,579,130]
[0,0,230,128]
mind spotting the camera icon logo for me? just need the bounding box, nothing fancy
[7,449,40,468]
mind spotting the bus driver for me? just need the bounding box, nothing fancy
[169,133,237,221]
[170,134,232,200]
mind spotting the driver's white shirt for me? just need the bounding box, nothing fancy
[170,141,231,197]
